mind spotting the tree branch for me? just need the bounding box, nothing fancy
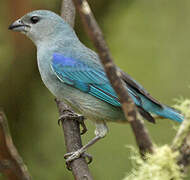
[55,1,93,179]
[72,0,154,155]
[61,0,75,28]
[172,115,190,172]
[55,100,93,179]
[0,111,31,180]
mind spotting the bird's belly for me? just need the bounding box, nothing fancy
[56,82,126,122]
[43,73,125,122]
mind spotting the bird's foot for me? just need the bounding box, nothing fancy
[58,111,87,135]
[64,151,93,170]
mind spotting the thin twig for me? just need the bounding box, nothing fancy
[0,111,31,180]
[72,0,154,155]
[55,1,93,179]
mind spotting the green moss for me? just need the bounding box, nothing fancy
[173,98,190,119]
[124,99,190,180]
[124,145,183,180]
[172,99,190,150]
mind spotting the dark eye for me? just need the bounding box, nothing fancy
[30,16,39,24]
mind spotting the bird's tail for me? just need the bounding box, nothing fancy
[155,105,184,123]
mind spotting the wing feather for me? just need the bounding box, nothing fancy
[52,53,121,106]
[52,53,162,114]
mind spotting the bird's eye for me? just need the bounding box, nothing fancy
[30,16,39,24]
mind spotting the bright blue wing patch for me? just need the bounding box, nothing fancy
[52,53,121,106]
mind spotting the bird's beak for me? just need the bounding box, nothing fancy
[8,19,30,33]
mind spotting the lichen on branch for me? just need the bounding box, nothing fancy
[124,145,183,180]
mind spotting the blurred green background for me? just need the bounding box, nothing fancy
[0,0,190,179]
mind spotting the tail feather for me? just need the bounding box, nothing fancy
[155,106,184,123]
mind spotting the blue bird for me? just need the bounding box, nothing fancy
[9,10,183,162]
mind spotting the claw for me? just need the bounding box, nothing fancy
[71,114,87,135]
[82,153,93,164]
[64,151,74,159]
[64,151,93,170]
[66,162,72,171]
[64,152,74,171]
[58,112,76,125]
[80,120,87,135]
[65,150,81,162]
[58,113,87,135]
[58,117,62,126]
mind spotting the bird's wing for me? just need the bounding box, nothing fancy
[119,70,163,108]
[51,53,160,123]
[51,53,121,106]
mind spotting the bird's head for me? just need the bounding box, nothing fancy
[8,10,72,45]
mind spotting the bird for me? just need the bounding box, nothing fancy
[9,10,183,163]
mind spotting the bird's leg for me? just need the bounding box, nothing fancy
[58,110,87,135]
[64,121,108,166]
